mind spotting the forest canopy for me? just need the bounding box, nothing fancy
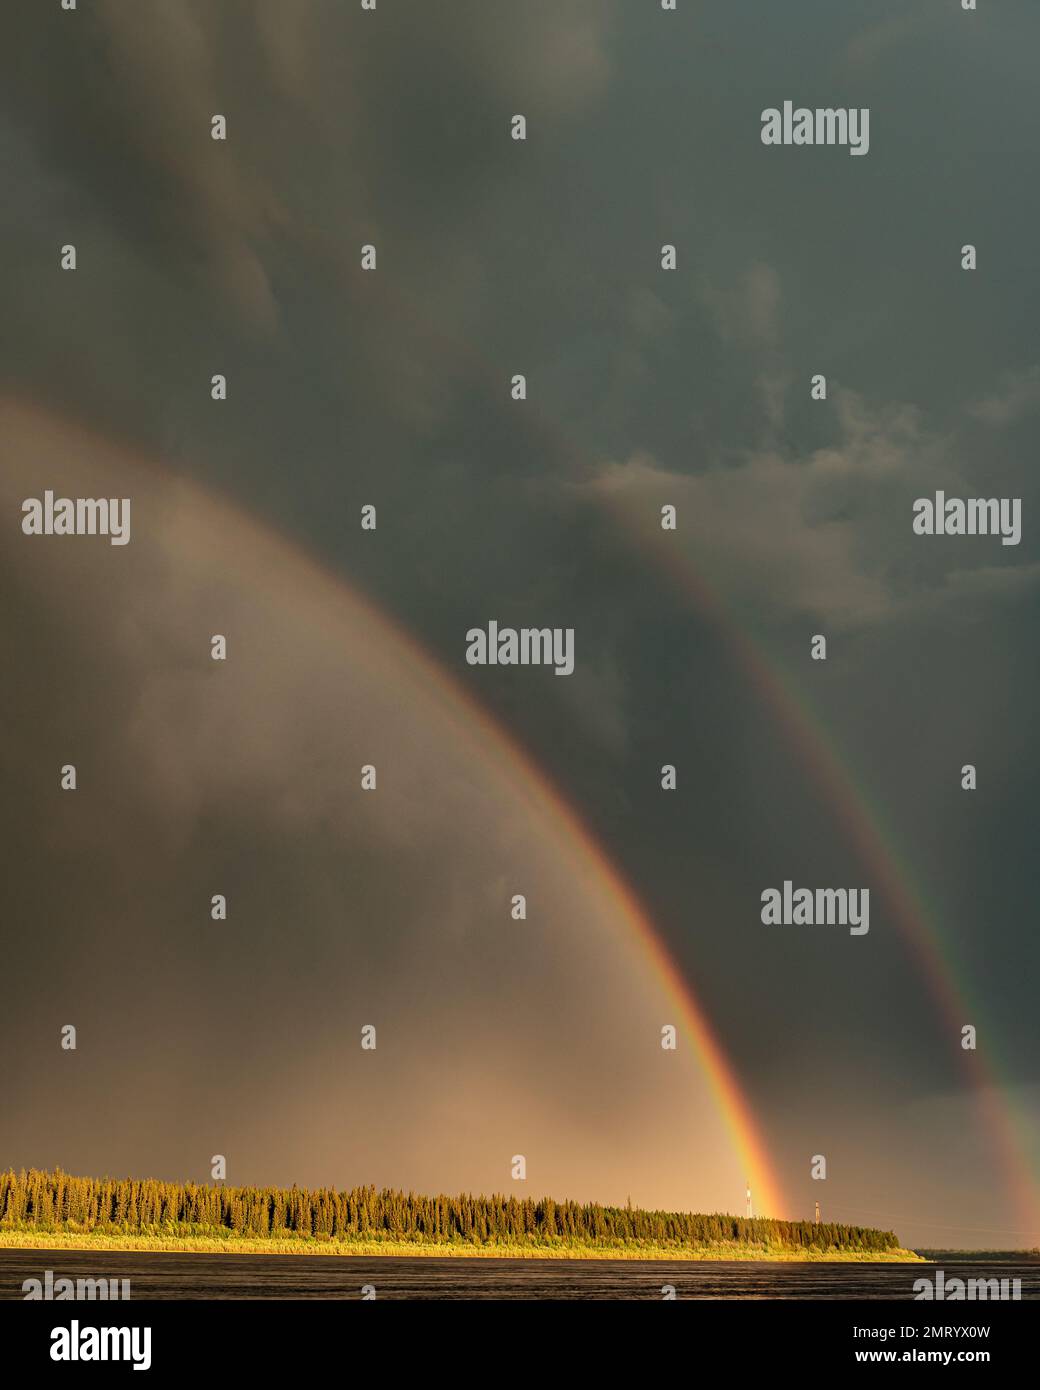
[0,1169,899,1252]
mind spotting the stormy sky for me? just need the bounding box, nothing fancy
[2,0,1038,1249]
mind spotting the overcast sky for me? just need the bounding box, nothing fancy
[2,0,1038,1250]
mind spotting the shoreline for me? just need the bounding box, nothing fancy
[0,1231,925,1262]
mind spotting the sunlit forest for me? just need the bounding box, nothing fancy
[0,1168,900,1252]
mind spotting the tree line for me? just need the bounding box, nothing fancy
[0,1168,900,1251]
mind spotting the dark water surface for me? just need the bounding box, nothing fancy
[1,1250,1038,1299]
